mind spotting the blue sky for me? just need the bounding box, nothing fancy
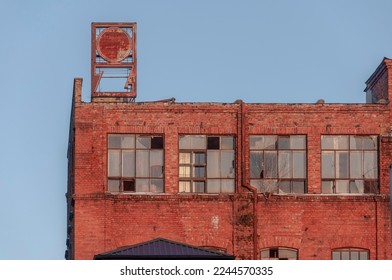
[1,0,392,259]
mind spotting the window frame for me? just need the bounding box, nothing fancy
[178,135,235,193]
[260,247,299,260]
[321,135,379,194]
[107,134,165,193]
[331,247,370,260]
[249,135,307,194]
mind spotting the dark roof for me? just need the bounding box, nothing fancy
[94,238,235,260]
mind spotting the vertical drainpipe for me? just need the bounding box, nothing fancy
[239,100,259,259]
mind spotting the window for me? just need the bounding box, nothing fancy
[332,248,369,260]
[260,247,298,260]
[179,135,235,193]
[107,134,164,193]
[250,135,306,194]
[321,135,378,194]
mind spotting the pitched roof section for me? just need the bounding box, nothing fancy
[94,238,235,260]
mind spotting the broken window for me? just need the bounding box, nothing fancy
[179,135,235,193]
[260,247,298,260]
[250,135,306,194]
[321,136,378,194]
[332,248,369,260]
[107,134,164,193]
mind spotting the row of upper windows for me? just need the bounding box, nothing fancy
[260,247,369,260]
[107,134,379,194]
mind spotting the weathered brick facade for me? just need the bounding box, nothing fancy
[67,58,392,260]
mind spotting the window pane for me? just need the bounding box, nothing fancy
[194,181,205,192]
[342,251,350,260]
[193,167,205,177]
[179,181,191,192]
[350,152,362,178]
[221,151,235,178]
[322,136,348,150]
[322,152,335,178]
[207,150,220,178]
[278,151,291,178]
[260,249,269,259]
[135,179,150,192]
[336,180,349,193]
[336,151,349,178]
[278,181,290,194]
[250,151,263,178]
[136,137,151,149]
[207,179,220,193]
[122,151,135,177]
[150,179,163,192]
[351,251,359,260]
[364,181,378,193]
[279,248,297,259]
[191,135,206,149]
[221,136,234,149]
[359,251,369,260]
[290,136,306,149]
[292,181,305,194]
[179,135,191,149]
[136,150,149,177]
[332,252,341,260]
[250,136,276,150]
[151,136,164,149]
[108,150,121,177]
[179,166,190,177]
[150,150,163,177]
[194,152,206,165]
[121,135,135,148]
[277,137,290,150]
[179,152,191,164]
[221,179,235,193]
[349,180,364,193]
[293,151,306,178]
[264,151,277,178]
[322,181,333,194]
[207,136,220,149]
[351,136,377,150]
[108,179,120,192]
[259,180,278,193]
[364,151,377,179]
[108,135,121,148]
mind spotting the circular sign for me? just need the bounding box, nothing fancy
[97,27,132,63]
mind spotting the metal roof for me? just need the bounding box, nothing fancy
[94,238,235,260]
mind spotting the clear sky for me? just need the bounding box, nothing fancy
[1,0,392,260]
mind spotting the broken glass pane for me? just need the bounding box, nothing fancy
[250,136,276,150]
[221,150,235,178]
[136,136,151,149]
[364,151,377,179]
[207,136,220,149]
[123,180,135,192]
[264,151,277,178]
[151,136,164,149]
[250,151,263,178]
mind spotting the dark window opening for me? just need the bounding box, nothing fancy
[123,180,135,192]
[151,137,164,149]
[207,136,220,149]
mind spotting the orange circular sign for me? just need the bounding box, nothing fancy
[97,27,132,63]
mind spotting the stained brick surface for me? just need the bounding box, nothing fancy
[67,59,392,260]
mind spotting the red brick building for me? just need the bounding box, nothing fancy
[66,23,392,260]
